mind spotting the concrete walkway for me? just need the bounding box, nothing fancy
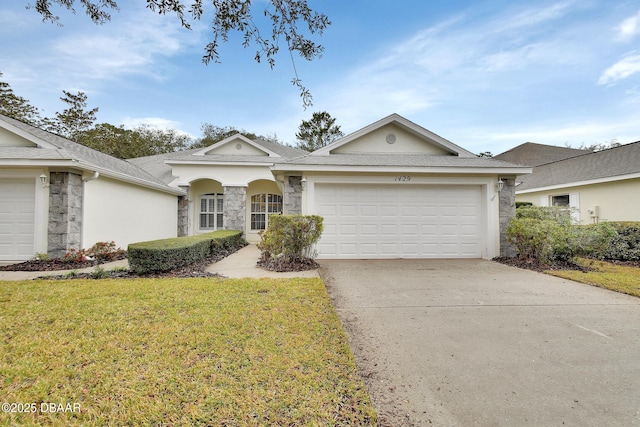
[0,245,319,280]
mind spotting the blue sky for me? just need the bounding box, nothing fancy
[2,1,640,154]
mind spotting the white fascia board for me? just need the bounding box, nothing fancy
[0,159,79,167]
[165,159,274,167]
[516,172,640,194]
[81,163,186,195]
[271,164,531,175]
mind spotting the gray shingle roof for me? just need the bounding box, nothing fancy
[0,114,182,193]
[495,142,592,167]
[127,138,308,184]
[277,153,526,169]
[516,141,640,191]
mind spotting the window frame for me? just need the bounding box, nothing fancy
[199,193,224,231]
[250,193,283,230]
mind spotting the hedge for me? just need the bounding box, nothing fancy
[592,222,640,261]
[127,230,245,274]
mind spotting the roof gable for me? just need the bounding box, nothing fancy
[311,114,476,157]
[194,134,279,157]
[0,117,58,149]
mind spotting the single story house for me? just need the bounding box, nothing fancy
[496,142,640,224]
[1,113,530,262]
[0,113,183,261]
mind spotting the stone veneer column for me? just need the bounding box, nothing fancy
[48,172,84,258]
[283,176,302,215]
[177,185,190,237]
[223,186,246,233]
[499,177,517,258]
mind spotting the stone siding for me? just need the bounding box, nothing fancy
[177,194,189,237]
[47,172,84,258]
[499,177,517,257]
[223,186,246,232]
[283,176,302,215]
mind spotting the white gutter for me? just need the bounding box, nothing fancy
[270,164,532,175]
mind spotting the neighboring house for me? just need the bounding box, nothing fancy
[496,142,640,224]
[1,113,530,262]
[494,142,591,167]
[132,114,530,259]
[0,114,183,262]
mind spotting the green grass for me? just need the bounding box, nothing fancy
[0,278,376,426]
[547,259,640,297]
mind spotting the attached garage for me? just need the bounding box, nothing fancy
[314,183,483,258]
[271,114,530,259]
[0,178,35,261]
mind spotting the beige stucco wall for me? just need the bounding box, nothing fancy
[0,127,36,147]
[83,177,178,249]
[517,177,640,223]
[170,164,275,187]
[202,139,268,156]
[332,123,450,155]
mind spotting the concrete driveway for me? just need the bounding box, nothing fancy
[319,259,640,426]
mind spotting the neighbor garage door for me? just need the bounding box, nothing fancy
[0,179,36,261]
[314,183,483,258]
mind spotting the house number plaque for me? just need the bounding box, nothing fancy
[394,176,411,182]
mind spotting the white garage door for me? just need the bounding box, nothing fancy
[0,179,36,261]
[314,183,483,258]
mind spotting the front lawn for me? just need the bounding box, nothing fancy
[546,259,640,297]
[0,278,376,426]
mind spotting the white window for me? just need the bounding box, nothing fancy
[549,193,580,223]
[251,193,282,230]
[199,193,224,230]
[551,194,570,207]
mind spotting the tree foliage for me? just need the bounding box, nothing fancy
[191,122,281,149]
[295,111,343,152]
[78,123,192,159]
[28,0,330,107]
[43,90,99,141]
[0,72,42,125]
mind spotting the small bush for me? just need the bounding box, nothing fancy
[515,201,533,209]
[62,248,88,263]
[258,215,323,271]
[128,230,245,274]
[89,241,126,262]
[592,222,640,261]
[506,206,615,263]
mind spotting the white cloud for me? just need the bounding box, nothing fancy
[121,116,185,131]
[615,11,640,41]
[598,53,640,85]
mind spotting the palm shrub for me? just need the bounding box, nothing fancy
[258,215,324,271]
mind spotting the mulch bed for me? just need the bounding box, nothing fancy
[0,249,240,279]
[257,257,319,272]
[493,256,640,272]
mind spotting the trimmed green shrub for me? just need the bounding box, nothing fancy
[515,201,533,209]
[506,206,615,263]
[593,222,640,261]
[128,230,245,274]
[258,215,323,270]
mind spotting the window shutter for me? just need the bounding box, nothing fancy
[539,196,549,207]
[569,193,580,223]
